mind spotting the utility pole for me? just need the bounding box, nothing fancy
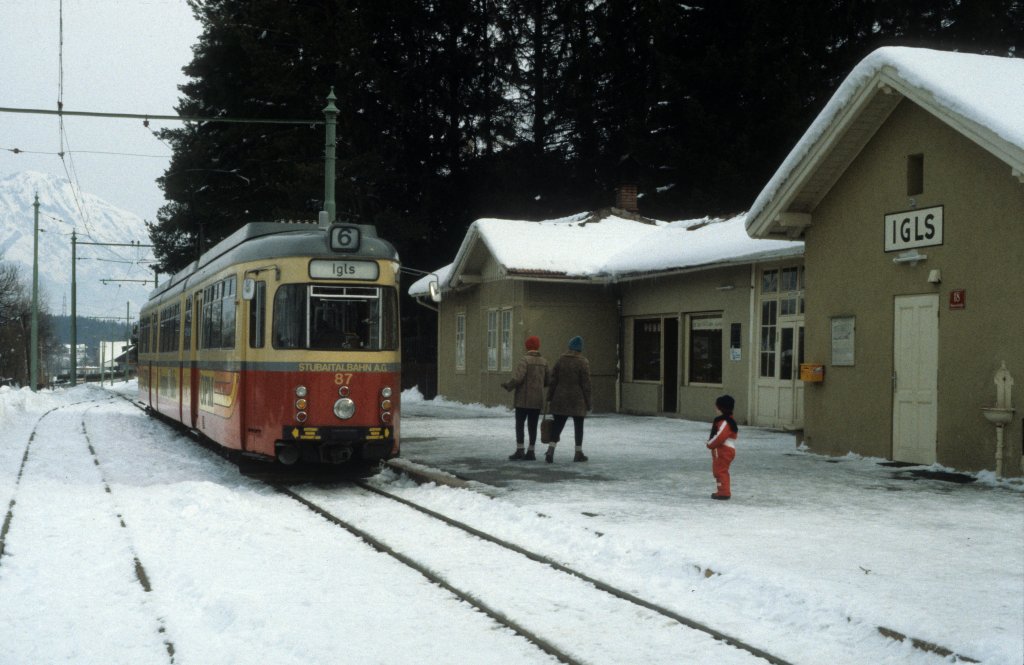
[71,231,77,384]
[31,194,39,391]
[126,301,131,383]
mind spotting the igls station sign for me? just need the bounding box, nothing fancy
[884,205,944,252]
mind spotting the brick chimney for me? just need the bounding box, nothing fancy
[615,184,639,212]
[614,154,641,213]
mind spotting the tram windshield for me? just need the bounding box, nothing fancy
[273,284,399,351]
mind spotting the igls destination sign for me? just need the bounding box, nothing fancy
[884,205,943,252]
[308,259,380,280]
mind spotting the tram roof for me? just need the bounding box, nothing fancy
[146,221,399,307]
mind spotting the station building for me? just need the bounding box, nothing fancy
[745,47,1023,476]
[409,208,804,427]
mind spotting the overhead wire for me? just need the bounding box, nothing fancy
[55,0,96,241]
[4,147,171,159]
[52,0,151,281]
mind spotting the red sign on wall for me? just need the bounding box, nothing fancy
[949,289,966,310]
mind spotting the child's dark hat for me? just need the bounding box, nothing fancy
[715,394,735,414]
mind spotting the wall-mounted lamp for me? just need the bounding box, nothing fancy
[892,249,927,266]
[428,279,442,303]
[716,284,735,291]
[927,269,941,284]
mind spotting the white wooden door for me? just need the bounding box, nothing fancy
[754,320,804,428]
[892,294,938,464]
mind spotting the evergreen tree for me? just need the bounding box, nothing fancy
[148,0,1022,275]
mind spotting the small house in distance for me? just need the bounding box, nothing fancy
[746,47,1024,476]
[410,208,804,426]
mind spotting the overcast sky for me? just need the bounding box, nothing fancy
[0,0,200,222]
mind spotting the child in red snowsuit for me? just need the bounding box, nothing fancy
[707,395,738,500]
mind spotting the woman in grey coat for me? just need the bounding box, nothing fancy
[502,335,550,460]
[544,335,592,462]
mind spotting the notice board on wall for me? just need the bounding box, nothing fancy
[831,316,855,366]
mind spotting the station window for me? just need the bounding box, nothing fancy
[687,313,723,385]
[760,300,778,378]
[486,310,498,371]
[455,312,466,371]
[907,153,924,196]
[500,309,513,371]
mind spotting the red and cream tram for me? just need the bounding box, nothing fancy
[138,221,400,473]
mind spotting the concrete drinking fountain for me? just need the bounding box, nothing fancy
[981,361,1015,476]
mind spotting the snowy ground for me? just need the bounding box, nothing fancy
[0,381,1021,665]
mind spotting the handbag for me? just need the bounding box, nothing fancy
[539,404,553,444]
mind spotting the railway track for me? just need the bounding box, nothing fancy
[272,479,792,665]
[113,392,791,663]
[0,398,176,664]
[4,392,983,663]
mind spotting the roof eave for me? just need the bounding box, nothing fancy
[444,223,487,290]
[749,64,1024,239]
[504,270,613,285]
[748,70,899,238]
[613,246,805,283]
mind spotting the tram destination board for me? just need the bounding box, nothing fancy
[308,259,380,280]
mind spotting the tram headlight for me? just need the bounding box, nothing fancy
[295,411,308,423]
[295,398,308,411]
[295,385,308,398]
[333,397,356,420]
[381,386,393,398]
[381,399,392,411]
[381,411,392,425]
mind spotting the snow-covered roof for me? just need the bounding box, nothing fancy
[408,210,803,297]
[746,46,1024,239]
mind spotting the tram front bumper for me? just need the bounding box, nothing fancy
[278,426,395,465]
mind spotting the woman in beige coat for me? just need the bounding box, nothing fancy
[544,335,592,462]
[502,336,550,460]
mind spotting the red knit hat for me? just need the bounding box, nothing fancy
[525,336,541,351]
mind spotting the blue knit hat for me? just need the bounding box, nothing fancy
[568,336,584,352]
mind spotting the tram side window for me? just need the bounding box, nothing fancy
[248,281,266,348]
[273,284,307,349]
[139,316,151,354]
[200,276,237,349]
[222,277,236,347]
[201,285,213,348]
[158,303,181,352]
[183,296,193,351]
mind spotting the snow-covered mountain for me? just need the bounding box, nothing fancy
[0,171,156,321]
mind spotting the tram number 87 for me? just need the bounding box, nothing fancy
[335,373,353,386]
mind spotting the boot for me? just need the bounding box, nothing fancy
[545,449,554,463]
[573,450,588,462]
[524,449,536,460]
[711,494,730,500]
[509,448,525,460]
